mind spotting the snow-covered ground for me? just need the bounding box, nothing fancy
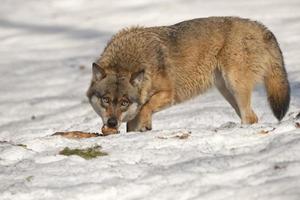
[1,0,300,199]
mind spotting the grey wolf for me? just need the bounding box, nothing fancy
[87,17,290,133]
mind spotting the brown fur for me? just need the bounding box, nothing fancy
[87,17,290,132]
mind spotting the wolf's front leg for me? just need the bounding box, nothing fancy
[126,91,173,132]
[126,108,152,132]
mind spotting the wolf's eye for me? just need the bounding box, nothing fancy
[120,100,129,107]
[102,97,110,104]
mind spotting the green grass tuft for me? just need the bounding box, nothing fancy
[26,176,34,182]
[59,145,108,160]
[17,144,27,148]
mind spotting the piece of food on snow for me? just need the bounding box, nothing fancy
[101,125,119,136]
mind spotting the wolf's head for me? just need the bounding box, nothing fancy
[87,62,145,129]
[87,27,168,129]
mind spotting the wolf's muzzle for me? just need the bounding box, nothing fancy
[107,117,118,128]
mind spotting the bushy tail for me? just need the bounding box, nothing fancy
[264,61,290,121]
[263,30,290,121]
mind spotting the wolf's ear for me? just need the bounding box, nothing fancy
[130,70,145,87]
[92,62,106,81]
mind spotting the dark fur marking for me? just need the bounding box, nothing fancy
[269,84,290,121]
[156,47,165,69]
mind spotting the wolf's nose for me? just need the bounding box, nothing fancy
[107,117,118,128]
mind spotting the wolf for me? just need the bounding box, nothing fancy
[86,17,290,133]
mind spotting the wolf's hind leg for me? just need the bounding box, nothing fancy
[127,91,173,132]
[225,73,258,124]
[214,69,241,118]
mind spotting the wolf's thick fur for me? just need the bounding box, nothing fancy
[87,17,290,132]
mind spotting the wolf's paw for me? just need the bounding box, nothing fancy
[127,113,152,132]
[138,125,152,132]
[242,111,258,124]
[127,120,152,132]
[137,119,152,132]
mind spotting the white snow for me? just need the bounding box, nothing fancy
[1,0,300,199]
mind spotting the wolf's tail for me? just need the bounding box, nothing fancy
[264,32,290,121]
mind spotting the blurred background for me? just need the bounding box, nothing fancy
[0,0,299,136]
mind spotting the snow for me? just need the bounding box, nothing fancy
[1,0,300,199]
